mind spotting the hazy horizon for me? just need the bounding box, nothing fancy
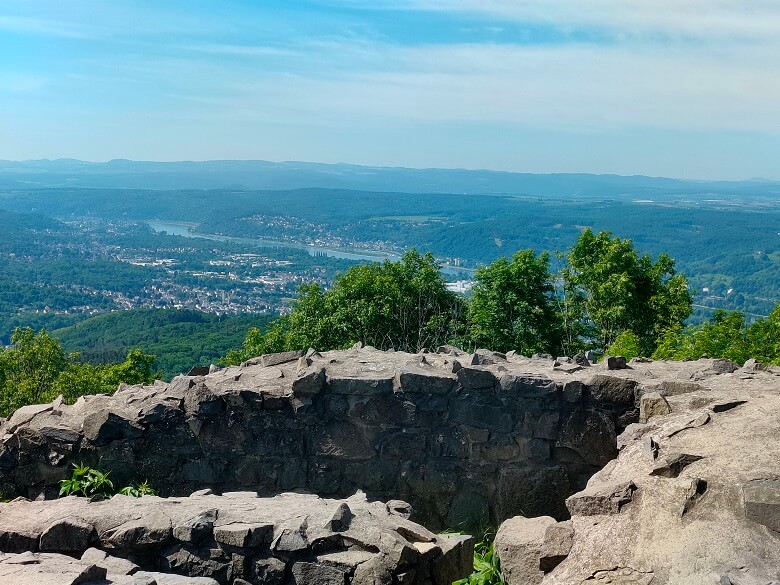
[2,157,779,185]
[1,1,779,180]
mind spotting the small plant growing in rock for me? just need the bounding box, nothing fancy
[119,480,158,497]
[453,529,504,585]
[59,463,115,499]
[59,463,156,499]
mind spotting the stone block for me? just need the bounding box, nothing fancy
[539,520,573,573]
[494,515,556,585]
[586,375,637,406]
[743,479,780,532]
[214,522,273,548]
[566,481,637,516]
[606,356,628,370]
[499,373,558,399]
[326,374,394,396]
[83,410,143,446]
[557,409,617,467]
[173,509,218,543]
[397,365,457,395]
[312,421,375,461]
[40,517,95,552]
[639,391,671,423]
[456,367,496,390]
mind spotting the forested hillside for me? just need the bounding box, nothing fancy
[53,309,273,378]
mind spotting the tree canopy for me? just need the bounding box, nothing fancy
[563,228,692,354]
[465,250,561,355]
[0,327,158,417]
[653,305,780,365]
[224,250,464,363]
[227,230,695,363]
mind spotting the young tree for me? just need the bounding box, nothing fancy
[466,250,562,355]
[746,304,780,365]
[606,330,642,360]
[653,310,750,362]
[0,327,158,417]
[654,304,780,365]
[564,229,691,354]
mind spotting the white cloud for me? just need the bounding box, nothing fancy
[147,37,780,134]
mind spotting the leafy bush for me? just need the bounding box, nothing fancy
[224,249,464,361]
[59,463,115,499]
[119,480,158,498]
[606,330,642,361]
[58,463,156,500]
[653,305,780,365]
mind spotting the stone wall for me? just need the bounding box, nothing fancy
[0,346,638,529]
[0,491,474,585]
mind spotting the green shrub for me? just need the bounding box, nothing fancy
[0,327,159,417]
[606,329,642,361]
[58,463,156,500]
[119,480,158,497]
[59,463,115,499]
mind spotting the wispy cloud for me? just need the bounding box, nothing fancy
[180,44,299,58]
[0,15,91,39]
[329,0,780,41]
[1,0,779,177]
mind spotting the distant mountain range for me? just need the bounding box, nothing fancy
[0,159,777,198]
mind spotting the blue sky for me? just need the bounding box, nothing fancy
[1,0,779,179]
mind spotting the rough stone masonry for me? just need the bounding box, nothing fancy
[0,346,637,529]
[0,490,473,585]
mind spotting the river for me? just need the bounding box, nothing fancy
[147,220,471,278]
[147,220,401,262]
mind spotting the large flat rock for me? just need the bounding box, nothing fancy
[495,360,780,584]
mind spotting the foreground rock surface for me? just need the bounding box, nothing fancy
[0,491,473,585]
[496,358,780,584]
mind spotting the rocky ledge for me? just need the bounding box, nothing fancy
[494,358,780,585]
[0,346,643,528]
[0,490,473,584]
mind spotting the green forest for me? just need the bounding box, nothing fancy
[53,309,273,378]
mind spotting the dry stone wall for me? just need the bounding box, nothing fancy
[0,346,640,529]
[0,490,473,585]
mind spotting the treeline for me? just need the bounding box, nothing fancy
[225,229,694,363]
[54,309,274,378]
[0,327,157,418]
[652,308,780,365]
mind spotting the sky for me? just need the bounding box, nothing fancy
[0,0,779,180]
